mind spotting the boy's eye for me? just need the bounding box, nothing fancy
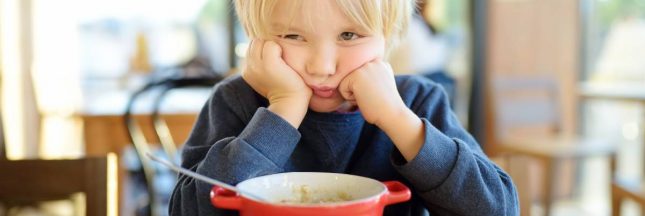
[339,32,361,41]
[281,34,305,41]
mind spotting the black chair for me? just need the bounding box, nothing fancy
[123,76,222,216]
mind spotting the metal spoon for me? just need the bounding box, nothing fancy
[145,152,268,202]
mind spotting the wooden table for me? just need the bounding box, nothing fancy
[80,87,211,155]
[78,86,211,214]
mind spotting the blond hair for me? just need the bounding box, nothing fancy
[233,0,415,53]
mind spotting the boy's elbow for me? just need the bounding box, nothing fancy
[493,167,520,215]
[481,178,520,215]
[481,193,520,216]
[506,185,521,215]
[496,180,520,216]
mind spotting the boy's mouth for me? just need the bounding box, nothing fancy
[313,89,335,98]
[310,86,336,98]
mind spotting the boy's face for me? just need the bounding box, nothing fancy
[270,0,386,113]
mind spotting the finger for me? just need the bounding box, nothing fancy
[246,39,265,71]
[252,39,267,61]
[339,75,355,101]
[245,39,256,60]
[262,41,287,69]
[257,39,266,60]
[262,40,282,62]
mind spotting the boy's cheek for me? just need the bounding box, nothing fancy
[337,46,384,75]
[276,42,309,73]
[338,37,385,74]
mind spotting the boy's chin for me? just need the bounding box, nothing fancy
[308,99,349,113]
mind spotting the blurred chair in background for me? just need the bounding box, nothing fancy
[489,75,616,216]
[122,71,222,216]
[0,116,116,216]
[0,69,116,215]
[610,153,645,216]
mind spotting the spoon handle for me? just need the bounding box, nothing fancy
[145,152,266,202]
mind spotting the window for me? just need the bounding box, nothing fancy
[24,0,235,158]
[582,0,645,185]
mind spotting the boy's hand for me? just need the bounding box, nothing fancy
[242,39,312,127]
[338,59,406,127]
[339,59,425,162]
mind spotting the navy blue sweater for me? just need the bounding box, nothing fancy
[169,75,519,215]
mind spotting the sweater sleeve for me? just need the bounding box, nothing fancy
[169,82,301,216]
[390,78,520,215]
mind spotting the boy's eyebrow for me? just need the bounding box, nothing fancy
[270,22,308,33]
[340,26,369,33]
[271,22,370,34]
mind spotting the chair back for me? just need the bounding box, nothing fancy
[0,156,113,216]
[490,75,562,139]
[0,80,5,160]
[123,76,222,216]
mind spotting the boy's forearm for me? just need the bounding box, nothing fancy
[377,108,425,162]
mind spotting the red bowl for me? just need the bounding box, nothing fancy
[210,172,410,216]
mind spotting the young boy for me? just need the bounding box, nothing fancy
[170,0,519,215]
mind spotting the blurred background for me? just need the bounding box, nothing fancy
[0,0,644,215]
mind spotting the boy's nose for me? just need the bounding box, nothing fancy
[305,46,337,78]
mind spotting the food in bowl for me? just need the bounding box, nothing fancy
[278,185,354,204]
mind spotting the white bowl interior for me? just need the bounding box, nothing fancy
[236,172,385,205]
